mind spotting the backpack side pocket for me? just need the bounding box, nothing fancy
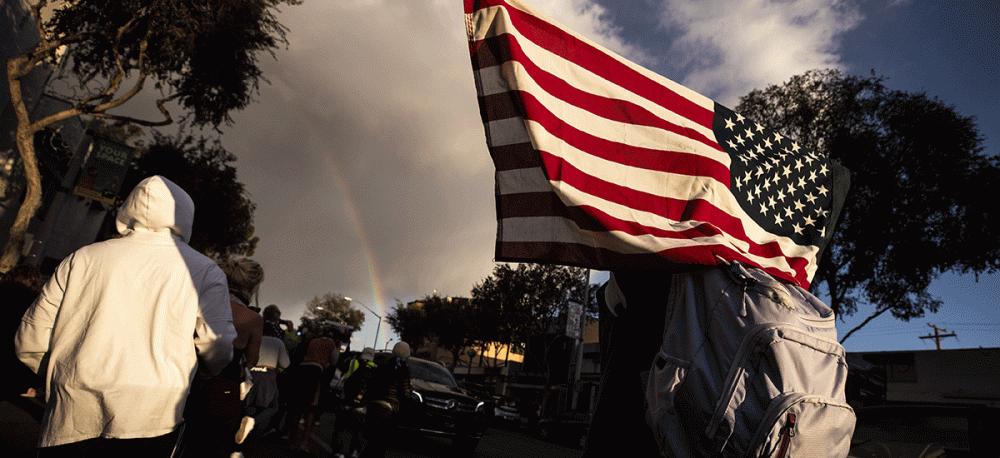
[645,352,691,453]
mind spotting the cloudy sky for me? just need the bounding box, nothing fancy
[198,0,998,352]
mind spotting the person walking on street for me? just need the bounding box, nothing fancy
[246,320,291,441]
[359,342,413,458]
[286,330,342,455]
[14,175,237,457]
[181,258,265,457]
[333,347,377,458]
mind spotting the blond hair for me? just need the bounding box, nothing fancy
[218,257,264,303]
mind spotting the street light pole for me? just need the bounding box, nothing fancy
[346,297,381,349]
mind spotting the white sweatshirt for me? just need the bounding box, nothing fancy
[15,175,237,447]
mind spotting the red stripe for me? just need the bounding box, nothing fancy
[468,0,714,128]
[519,90,730,182]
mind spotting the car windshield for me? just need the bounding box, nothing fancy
[407,359,458,387]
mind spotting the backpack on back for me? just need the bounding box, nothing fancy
[644,261,856,458]
[342,357,376,407]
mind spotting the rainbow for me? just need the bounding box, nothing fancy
[329,161,389,348]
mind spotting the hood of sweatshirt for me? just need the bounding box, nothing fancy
[115,175,195,243]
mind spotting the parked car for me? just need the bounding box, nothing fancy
[395,357,494,452]
[849,404,1000,457]
[493,397,522,428]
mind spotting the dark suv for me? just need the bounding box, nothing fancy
[396,357,493,452]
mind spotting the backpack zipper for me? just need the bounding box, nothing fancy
[775,412,796,458]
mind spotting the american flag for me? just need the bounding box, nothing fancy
[465,0,849,289]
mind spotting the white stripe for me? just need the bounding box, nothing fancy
[497,167,551,194]
[476,66,511,97]
[487,117,529,147]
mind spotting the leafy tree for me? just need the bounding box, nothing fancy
[385,300,431,352]
[386,295,479,372]
[111,129,258,258]
[300,293,366,338]
[2,0,300,272]
[422,295,478,373]
[471,263,589,415]
[735,69,999,342]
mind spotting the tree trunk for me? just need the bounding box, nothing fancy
[1,59,45,274]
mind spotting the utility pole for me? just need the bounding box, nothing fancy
[920,323,957,350]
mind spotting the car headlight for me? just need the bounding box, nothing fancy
[411,391,423,403]
[475,401,485,413]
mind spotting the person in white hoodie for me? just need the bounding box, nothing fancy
[15,175,237,457]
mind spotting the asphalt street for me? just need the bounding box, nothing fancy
[2,401,583,458]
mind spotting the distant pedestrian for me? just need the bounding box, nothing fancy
[333,347,377,458]
[359,342,413,458]
[262,304,295,342]
[245,320,291,441]
[15,175,237,457]
[286,330,343,455]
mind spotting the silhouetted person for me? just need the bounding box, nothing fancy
[2,265,45,420]
[182,257,265,457]
[360,342,413,458]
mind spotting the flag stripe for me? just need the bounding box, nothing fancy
[491,142,542,171]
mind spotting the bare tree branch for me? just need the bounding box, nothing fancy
[839,306,890,344]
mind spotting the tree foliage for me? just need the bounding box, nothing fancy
[735,69,999,341]
[385,295,478,370]
[112,129,258,258]
[471,263,590,349]
[385,301,430,351]
[2,0,299,272]
[300,293,366,338]
[471,263,591,416]
[426,296,479,369]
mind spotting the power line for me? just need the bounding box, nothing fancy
[919,323,958,350]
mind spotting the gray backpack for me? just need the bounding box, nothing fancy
[643,261,856,457]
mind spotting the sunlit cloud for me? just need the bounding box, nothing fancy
[650,0,863,105]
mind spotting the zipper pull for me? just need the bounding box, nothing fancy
[776,412,796,458]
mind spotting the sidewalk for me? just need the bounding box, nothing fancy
[0,398,338,458]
